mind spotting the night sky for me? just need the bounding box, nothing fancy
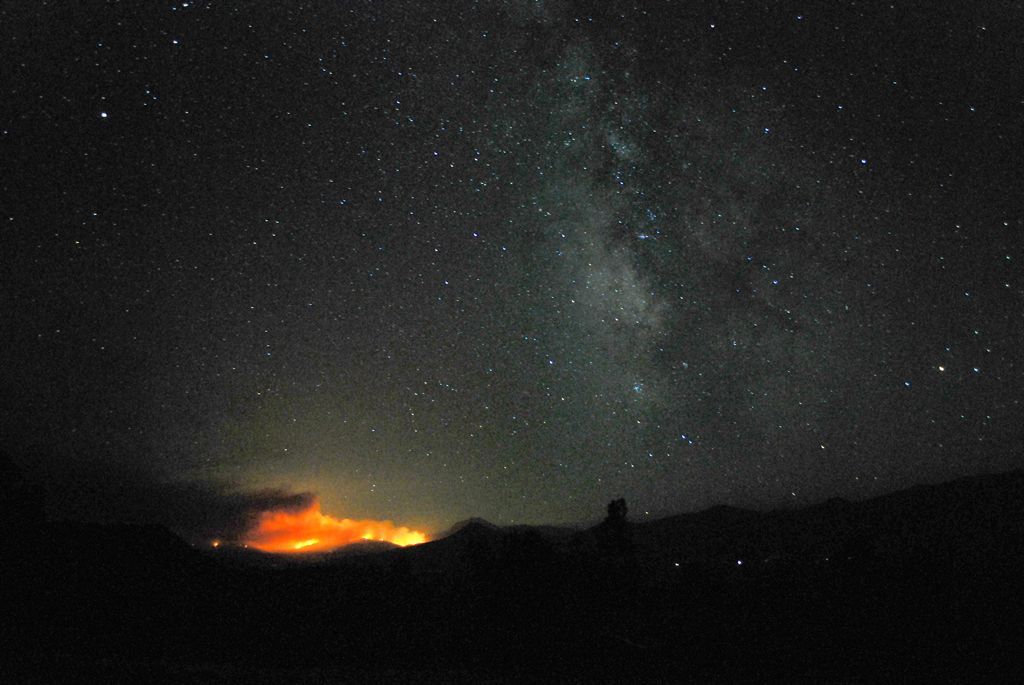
[4,1,1021,541]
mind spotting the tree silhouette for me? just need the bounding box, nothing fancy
[598,498,633,562]
[606,498,628,523]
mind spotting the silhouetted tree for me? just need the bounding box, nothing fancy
[607,498,628,523]
[597,498,633,563]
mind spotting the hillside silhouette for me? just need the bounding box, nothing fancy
[3,461,1023,682]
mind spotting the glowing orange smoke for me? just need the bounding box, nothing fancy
[242,498,428,553]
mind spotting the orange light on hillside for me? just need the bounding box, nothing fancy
[241,498,428,554]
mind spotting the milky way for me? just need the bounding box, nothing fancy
[4,1,1021,535]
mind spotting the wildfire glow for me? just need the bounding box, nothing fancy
[242,498,428,554]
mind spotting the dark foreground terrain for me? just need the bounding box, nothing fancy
[3,469,1023,683]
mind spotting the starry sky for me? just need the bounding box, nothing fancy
[4,1,1022,538]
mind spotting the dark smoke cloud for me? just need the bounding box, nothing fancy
[15,452,315,544]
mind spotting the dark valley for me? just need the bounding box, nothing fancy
[4,466,1022,682]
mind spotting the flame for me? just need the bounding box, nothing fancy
[241,498,428,554]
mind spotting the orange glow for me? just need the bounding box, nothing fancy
[242,498,428,554]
